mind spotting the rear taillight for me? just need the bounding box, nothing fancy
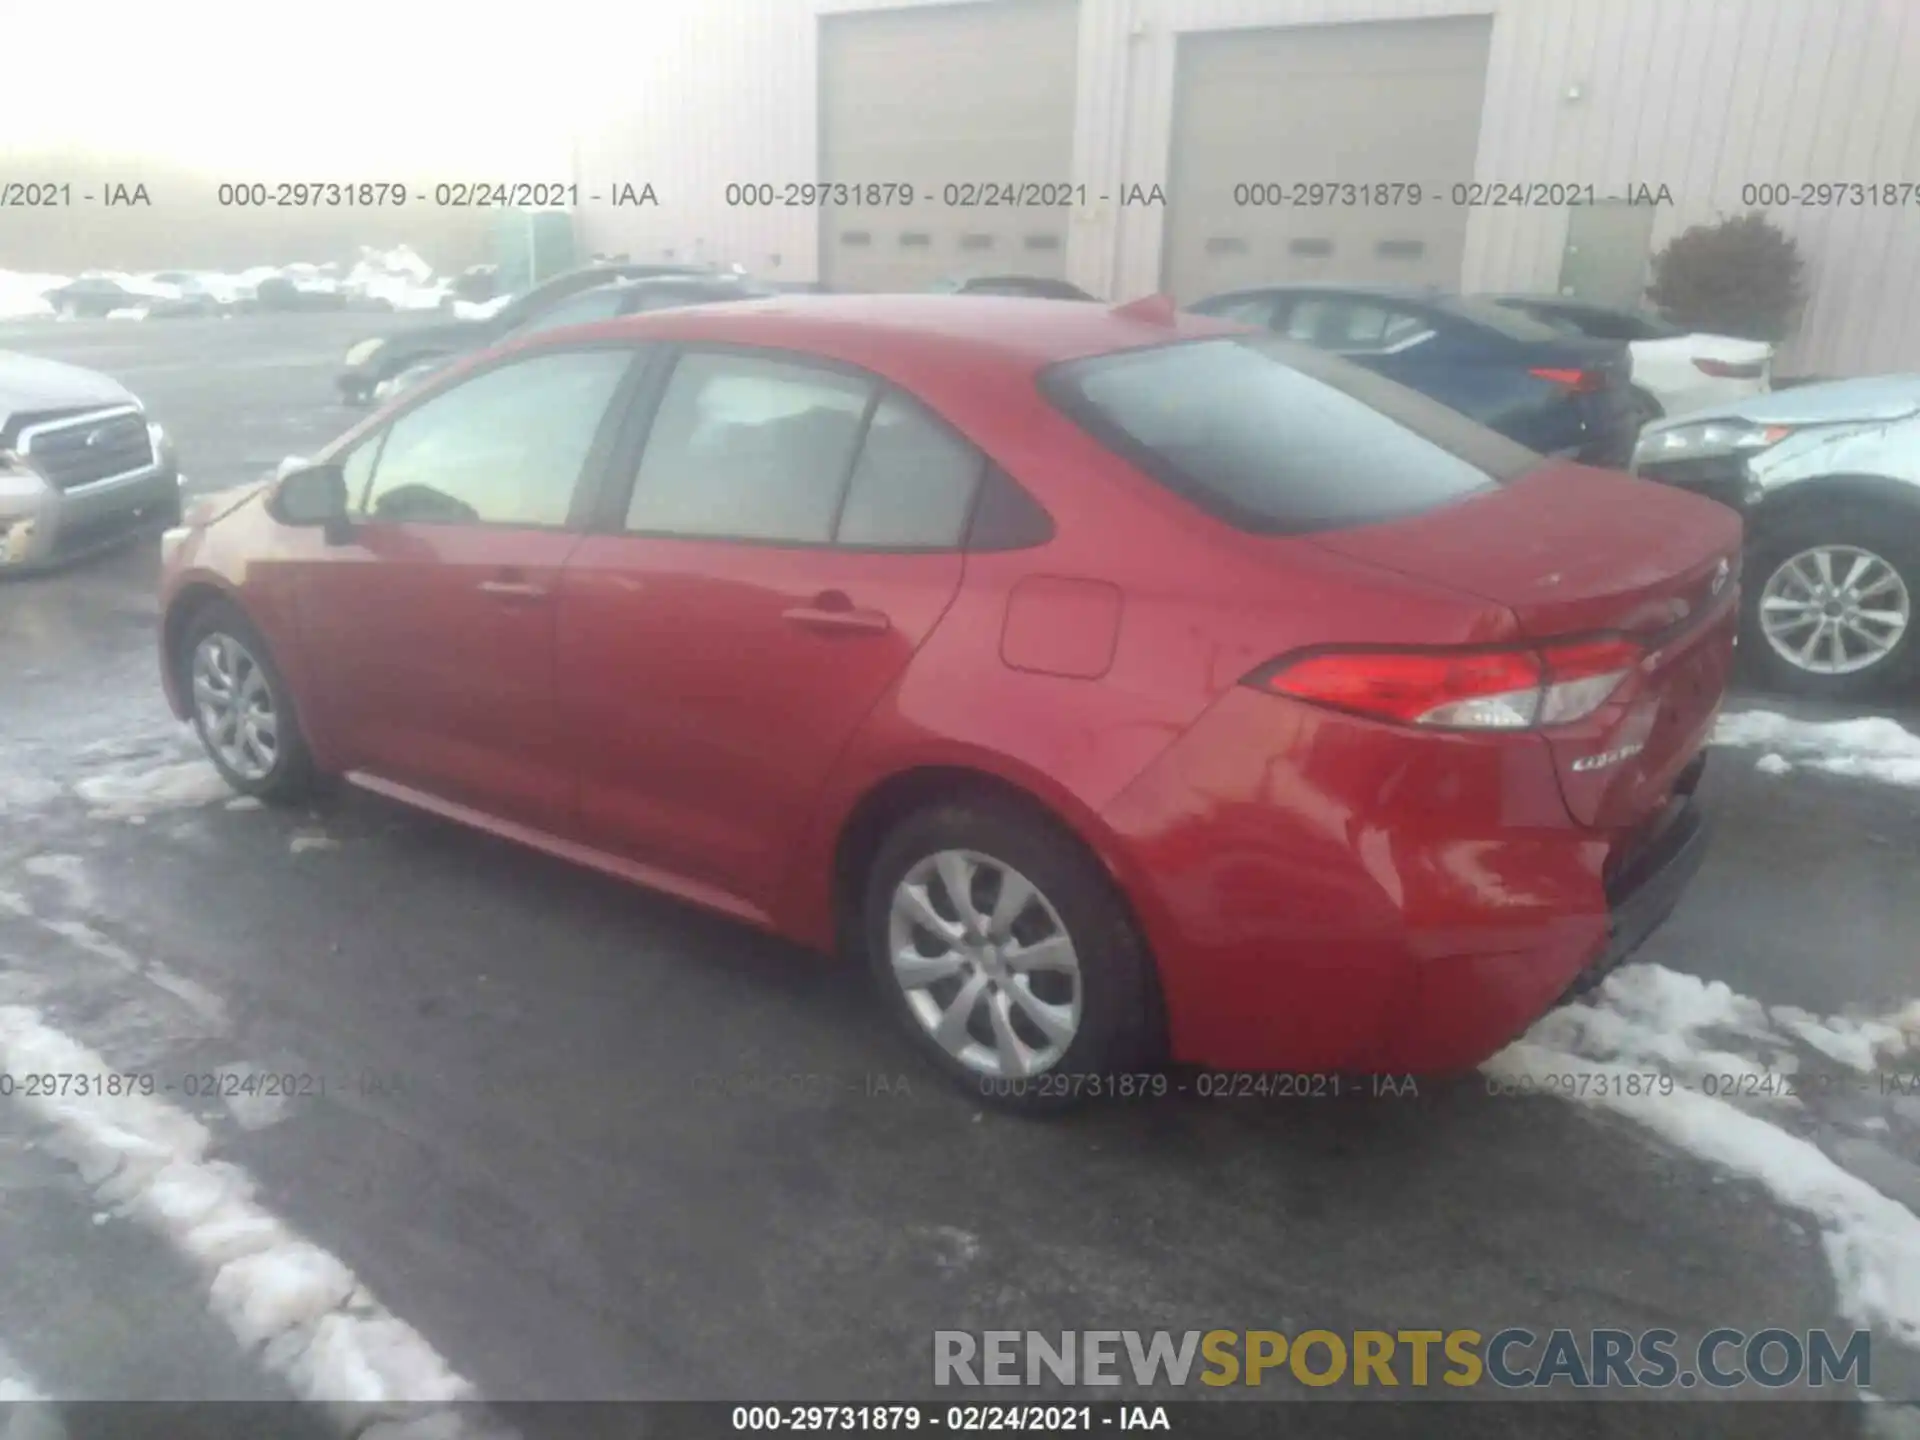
[1692,358,1768,379]
[1529,366,1608,394]
[1252,637,1643,731]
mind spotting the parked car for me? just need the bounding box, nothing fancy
[1487,294,1773,426]
[334,263,718,404]
[159,295,1738,1104]
[255,276,353,312]
[928,274,1095,300]
[1,351,183,572]
[41,278,152,320]
[1632,375,1920,698]
[1189,284,1639,465]
[369,273,776,402]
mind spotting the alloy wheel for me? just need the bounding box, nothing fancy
[1758,544,1911,676]
[887,848,1083,1079]
[190,632,279,781]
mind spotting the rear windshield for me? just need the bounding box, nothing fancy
[1041,336,1542,534]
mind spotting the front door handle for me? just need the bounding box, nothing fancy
[478,579,548,599]
[782,592,891,635]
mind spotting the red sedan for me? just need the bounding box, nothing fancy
[157,293,1740,1104]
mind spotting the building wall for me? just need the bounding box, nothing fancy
[576,0,1920,375]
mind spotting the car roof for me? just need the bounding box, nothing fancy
[558,292,1238,372]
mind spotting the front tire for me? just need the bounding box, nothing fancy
[1744,508,1918,700]
[861,797,1164,1110]
[176,602,319,804]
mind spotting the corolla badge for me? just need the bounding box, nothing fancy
[1570,742,1646,773]
[1710,557,1731,596]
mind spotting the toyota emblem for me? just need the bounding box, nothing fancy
[1709,557,1730,596]
[83,427,110,448]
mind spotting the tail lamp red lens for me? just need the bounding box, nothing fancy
[1528,366,1608,394]
[1692,357,1768,379]
[1252,637,1643,730]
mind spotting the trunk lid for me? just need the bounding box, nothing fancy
[1307,462,1744,829]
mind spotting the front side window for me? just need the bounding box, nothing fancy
[1043,336,1540,535]
[357,348,634,527]
[625,352,874,542]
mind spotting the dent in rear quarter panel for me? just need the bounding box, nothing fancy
[1099,687,1611,1074]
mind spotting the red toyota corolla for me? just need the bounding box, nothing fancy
[157,293,1741,1105]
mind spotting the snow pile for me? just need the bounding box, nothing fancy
[0,1005,484,1411]
[1487,964,1920,1347]
[73,757,232,820]
[0,272,67,320]
[3,244,461,321]
[1715,710,1920,789]
[452,294,512,321]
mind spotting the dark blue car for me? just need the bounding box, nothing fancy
[1187,284,1639,467]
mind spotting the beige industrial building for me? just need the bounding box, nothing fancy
[572,0,1920,376]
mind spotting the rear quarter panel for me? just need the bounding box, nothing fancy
[774,402,1532,950]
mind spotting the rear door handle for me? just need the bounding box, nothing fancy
[478,579,548,599]
[782,595,891,635]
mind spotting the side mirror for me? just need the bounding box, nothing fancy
[272,462,353,544]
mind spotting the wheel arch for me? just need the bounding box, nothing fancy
[159,579,245,719]
[1751,472,1920,539]
[823,760,1152,964]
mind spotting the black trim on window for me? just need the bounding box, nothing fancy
[965,464,1055,552]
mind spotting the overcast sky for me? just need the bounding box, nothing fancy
[2,0,634,175]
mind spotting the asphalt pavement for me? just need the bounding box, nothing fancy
[0,315,1916,1438]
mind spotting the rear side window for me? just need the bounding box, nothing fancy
[837,393,984,548]
[1042,337,1541,535]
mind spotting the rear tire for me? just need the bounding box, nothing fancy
[1744,505,1919,700]
[861,796,1165,1111]
[175,601,320,804]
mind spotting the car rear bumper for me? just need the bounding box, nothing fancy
[0,463,182,575]
[1097,687,1713,1075]
[1562,770,1711,1003]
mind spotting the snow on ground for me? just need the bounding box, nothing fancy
[73,758,232,821]
[1715,710,1920,789]
[0,1005,481,1412]
[0,1344,65,1439]
[1487,964,1920,1348]
[452,293,513,321]
[0,244,456,322]
[0,272,66,320]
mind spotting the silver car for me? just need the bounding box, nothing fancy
[0,352,183,573]
[1632,375,1920,698]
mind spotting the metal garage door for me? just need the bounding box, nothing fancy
[1164,17,1492,302]
[818,0,1079,293]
